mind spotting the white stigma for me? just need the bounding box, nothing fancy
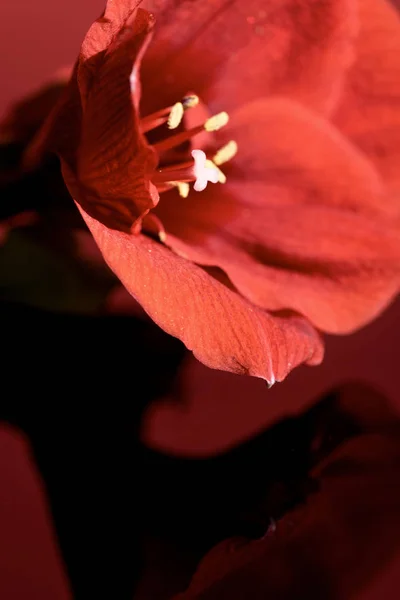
[191,149,219,192]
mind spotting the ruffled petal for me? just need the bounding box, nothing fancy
[78,206,323,383]
[141,0,357,116]
[28,3,158,232]
[334,0,400,196]
[155,99,400,333]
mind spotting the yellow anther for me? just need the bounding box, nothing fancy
[204,111,229,132]
[182,94,199,109]
[159,231,167,243]
[177,182,190,197]
[168,102,184,129]
[213,140,238,166]
[170,181,190,198]
[205,160,226,184]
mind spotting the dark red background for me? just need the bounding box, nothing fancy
[0,1,399,598]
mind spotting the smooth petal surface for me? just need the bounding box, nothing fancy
[156,99,400,333]
[334,0,400,196]
[142,0,357,115]
[175,430,400,599]
[79,206,323,383]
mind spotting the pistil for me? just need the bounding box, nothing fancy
[141,94,236,200]
[152,150,220,193]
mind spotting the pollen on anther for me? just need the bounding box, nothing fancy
[168,102,184,129]
[204,112,229,132]
[172,181,190,198]
[205,159,226,184]
[213,140,238,166]
[182,94,199,109]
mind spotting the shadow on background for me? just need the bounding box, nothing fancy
[2,301,397,599]
[0,301,185,598]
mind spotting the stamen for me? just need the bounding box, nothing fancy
[141,95,200,134]
[153,111,230,154]
[192,150,219,192]
[140,107,171,133]
[213,140,238,166]
[167,102,184,129]
[152,160,196,185]
[142,213,167,242]
[204,112,229,132]
[170,181,190,198]
[145,96,235,201]
[182,94,199,109]
[205,159,226,184]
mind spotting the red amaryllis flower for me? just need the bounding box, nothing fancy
[29,0,400,383]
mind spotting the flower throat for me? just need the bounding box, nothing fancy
[140,94,237,199]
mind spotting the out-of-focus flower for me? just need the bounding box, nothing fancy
[24,0,400,383]
[0,68,71,147]
[166,383,400,600]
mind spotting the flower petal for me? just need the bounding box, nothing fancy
[334,0,400,195]
[175,426,400,599]
[155,99,400,333]
[29,3,158,232]
[142,0,357,115]
[78,206,323,383]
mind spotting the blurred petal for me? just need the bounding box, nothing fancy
[142,0,357,115]
[79,206,323,383]
[334,0,400,196]
[0,68,70,145]
[176,428,400,599]
[156,99,400,333]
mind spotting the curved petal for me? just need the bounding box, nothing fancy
[175,430,400,600]
[141,0,357,116]
[29,3,158,232]
[155,99,400,333]
[334,0,400,196]
[78,206,323,383]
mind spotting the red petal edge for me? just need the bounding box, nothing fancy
[26,3,158,233]
[78,205,324,383]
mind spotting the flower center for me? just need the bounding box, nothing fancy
[140,95,237,199]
